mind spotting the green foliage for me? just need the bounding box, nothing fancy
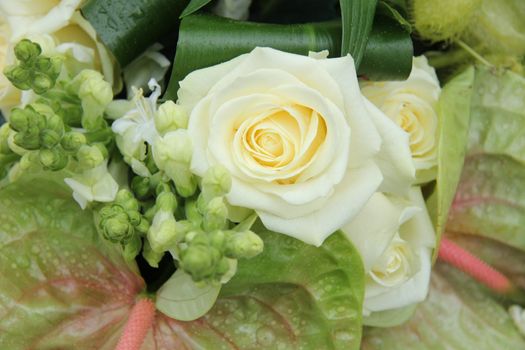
[362,264,525,349]
[426,67,475,259]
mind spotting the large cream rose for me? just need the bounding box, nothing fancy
[178,47,415,246]
[361,56,441,182]
[343,187,435,314]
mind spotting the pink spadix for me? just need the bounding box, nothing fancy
[115,298,156,350]
[438,237,513,294]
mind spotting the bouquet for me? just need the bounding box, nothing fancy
[0,0,524,349]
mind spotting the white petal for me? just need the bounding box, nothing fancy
[257,161,383,246]
[318,55,382,166]
[364,98,415,195]
[342,193,418,271]
[364,247,432,312]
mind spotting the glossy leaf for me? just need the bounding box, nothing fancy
[164,14,412,100]
[361,264,525,350]
[425,66,475,260]
[446,67,525,251]
[340,0,377,66]
[180,0,213,18]
[81,0,190,66]
[145,226,365,349]
[250,0,339,23]
[0,174,144,349]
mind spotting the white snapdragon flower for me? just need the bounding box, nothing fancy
[64,161,119,209]
[111,79,161,177]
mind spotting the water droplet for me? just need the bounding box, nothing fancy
[256,326,275,346]
[334,330,355,342]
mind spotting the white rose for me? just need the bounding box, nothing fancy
[178,47,415,246]
[360,56,441,182]
[343,187,435,314]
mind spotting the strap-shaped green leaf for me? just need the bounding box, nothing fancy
[164,14,412,100]
[180,0,213,18]
[81,0,190,66]
[340,0,378,66]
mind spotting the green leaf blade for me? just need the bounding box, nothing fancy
[426,66,475,260]
[180,0,213,18]
[340,0,378,66]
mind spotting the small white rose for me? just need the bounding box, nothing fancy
[178,47,415,246]
[343,187,435,314]
[361,56,441,182]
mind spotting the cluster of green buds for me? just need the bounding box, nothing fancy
[144,165,264,284]
[98,189,150,245]
[4,39,61,94]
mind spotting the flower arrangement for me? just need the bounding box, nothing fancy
[0,0,524,349]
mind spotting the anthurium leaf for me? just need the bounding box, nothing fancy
[0,174,144,349]
[144,226,365,349]
[340,0,377,66]
[81,0,190,66]
[446,67,525,251]
[361,264,525,350]
[180,0,213,18]
[164,13,412,100]
[425,66,475,260]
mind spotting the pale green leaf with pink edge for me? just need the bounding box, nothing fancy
[446,67,525,251]
[361,264,525,350]
[0,174,144,349]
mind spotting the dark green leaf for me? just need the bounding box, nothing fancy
[180,0,213,18]
[425,67,475,259]
[340,0,377,66]
[361,264,525,349]
[250,0,339,23]
[357,14,413,80]
[81,0,190,66]
[164,14,412,100]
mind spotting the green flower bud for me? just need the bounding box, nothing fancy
[209,230,226,250]
[142,240,163,268]
[115,189,140,212]
[39,147,68,171]
[32,72,54,94]
[201,165,232,200]
[77,144,105,169]
[72,70,112,129]
[203,197,228,231]
[4,66,31,90]
[225,230,264,259]
[131,176,152,199]
[157,191,177,212]
[154,101,188,134]
[26,106,46,130]
[184,198,202,227]
[9,108,29,132]
[45,114,64,134]
[0,124,11,154]
[14,131,40,150]
[152,130,197,197]
[180,245,216,281]
[14,39,41,62]
[123,235,142,262]
[99,205,135,243]
[61,132,86,152]
[39,130,62,148]
[135,217,151,235]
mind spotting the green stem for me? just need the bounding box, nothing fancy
[456,40,493,67]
